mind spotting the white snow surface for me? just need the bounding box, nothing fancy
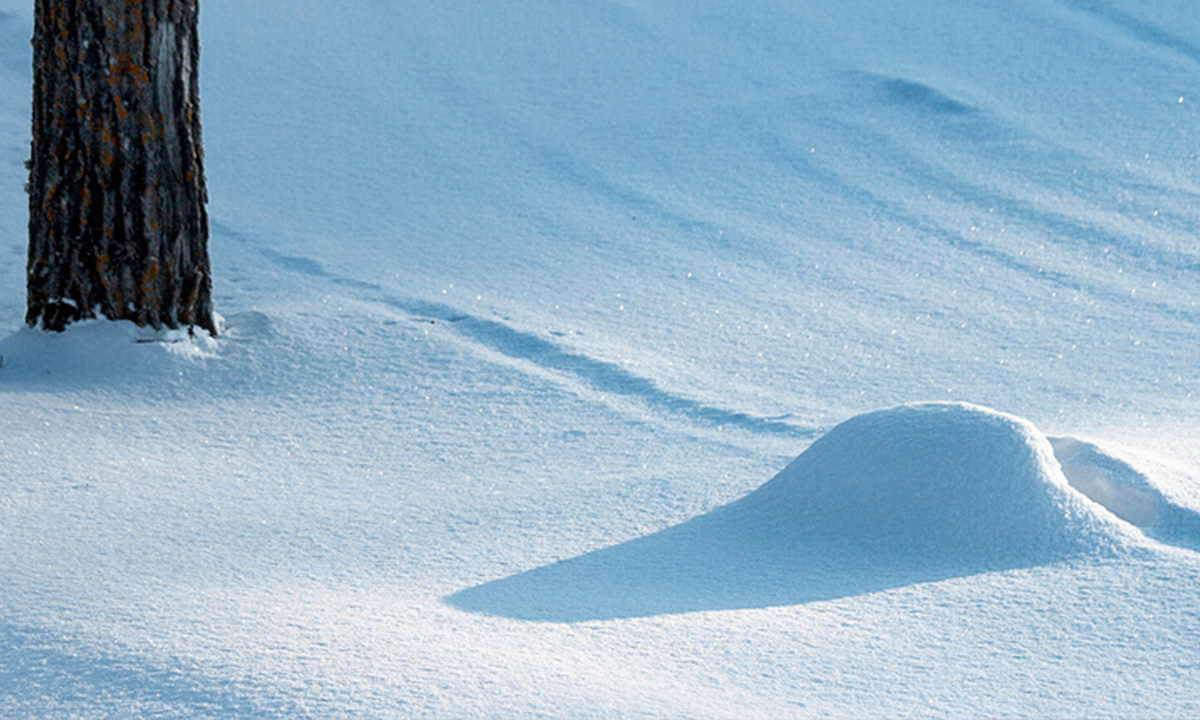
[2,1,1200,717]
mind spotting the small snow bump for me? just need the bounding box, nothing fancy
[732,402,1136,563]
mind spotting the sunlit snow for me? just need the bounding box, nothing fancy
[1,1,1199,717]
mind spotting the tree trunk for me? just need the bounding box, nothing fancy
[27,0,215,334]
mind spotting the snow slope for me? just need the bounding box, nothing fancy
[2,0,1200,717]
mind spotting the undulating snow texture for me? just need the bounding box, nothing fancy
[2,0,1199,718]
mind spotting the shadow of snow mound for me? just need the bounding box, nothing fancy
[448,403,1137,622]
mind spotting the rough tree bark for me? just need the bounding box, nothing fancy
[26,0,215,334]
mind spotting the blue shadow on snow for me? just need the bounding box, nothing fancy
[444,501,1061,623]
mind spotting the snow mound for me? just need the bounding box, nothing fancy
[1051,436,1163,528]
[731,402,1129,564]
[449,403,1142,621]
[1051,436,1200,554]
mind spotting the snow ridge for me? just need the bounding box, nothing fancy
[214,220,816,440]
[1052,435,1200,553]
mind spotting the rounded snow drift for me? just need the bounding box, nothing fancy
[734,402,1122,564]
[447,403,1147,621]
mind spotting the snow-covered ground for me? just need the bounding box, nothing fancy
[2,1,1199,717]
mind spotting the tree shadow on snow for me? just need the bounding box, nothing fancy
[444,503,1055,623]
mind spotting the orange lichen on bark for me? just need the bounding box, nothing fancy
[99,128,115,166]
